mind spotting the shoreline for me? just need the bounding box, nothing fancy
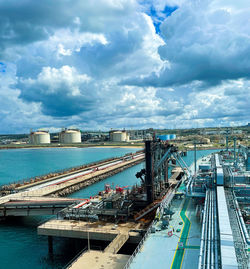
[185,147,223,151]
[0,143,230,151]
[0,145,144,150]
[90,145,143,149]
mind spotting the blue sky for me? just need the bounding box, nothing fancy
[0,0,249,134]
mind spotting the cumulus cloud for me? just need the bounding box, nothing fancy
[0,66,50,133]
[0,0,249,133]
[10,0,165,129]
[18,66,93,117]
[125,0,250,87]
[0,0,138,57]
[74,13,164,79]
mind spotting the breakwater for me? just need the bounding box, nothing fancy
[0,149,143,196]
[50,158,143,197]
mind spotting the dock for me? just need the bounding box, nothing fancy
[0,197,83,217]
[0,153,144,217]
[38,219,144,269]
[68,251,130,269]
[38,219,142,244]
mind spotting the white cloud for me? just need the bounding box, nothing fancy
[35,66,91,95]
[126,0,250,87]
[0,0,249,133]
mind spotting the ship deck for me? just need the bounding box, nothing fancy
[129,195,201,269]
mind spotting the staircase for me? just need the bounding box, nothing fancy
[134,201,160,221]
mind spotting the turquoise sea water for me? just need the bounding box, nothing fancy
[0,148,219,269]
[0,147,139,185]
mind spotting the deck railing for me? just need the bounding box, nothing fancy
[123,220,155,269]
[39,222,119,235]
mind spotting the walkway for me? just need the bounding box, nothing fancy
[171,198,190,269]
[129,195,201,269]
[104,233,129,254]
[68,250,129,269]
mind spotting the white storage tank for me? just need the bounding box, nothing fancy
[59,129,81,144]
[29,131,50,144]
[111,131,129,142]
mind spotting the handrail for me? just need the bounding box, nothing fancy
[233,192,250,245]
[123,220,155,269]
[124,175,183,269]
[39,222,119,234]
[64,246,88,269]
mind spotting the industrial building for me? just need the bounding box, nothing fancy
[127,129,154,140]
[29,130,50,144]
[59,129,81,144]
[109,130,129,142]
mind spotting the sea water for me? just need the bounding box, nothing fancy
[0,148,219,269]
[0,147,140,185]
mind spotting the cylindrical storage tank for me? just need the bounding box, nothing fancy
[109,131,114,141]
[121,131,127,141]
[112,131,127,142]
[29,131,50,144]
[59,129,81,144]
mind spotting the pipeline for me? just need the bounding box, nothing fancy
[203,190,210,268]
[213,190,219,269]
[198,189,219,269]
[198,190,209,269]
[207,190,212,269]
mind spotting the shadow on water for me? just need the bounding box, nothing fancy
[0,216,89,269]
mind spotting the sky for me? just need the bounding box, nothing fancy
[0,0,249,134]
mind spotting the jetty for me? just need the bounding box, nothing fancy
[0,152,144,217]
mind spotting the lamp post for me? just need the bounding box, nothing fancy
[87,214,90,251]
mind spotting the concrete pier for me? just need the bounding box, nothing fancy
[38,219,143,269]
[38,219,143,244]
[68,250,130,269]
[0,197,82,217]
[0,152,145,267]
